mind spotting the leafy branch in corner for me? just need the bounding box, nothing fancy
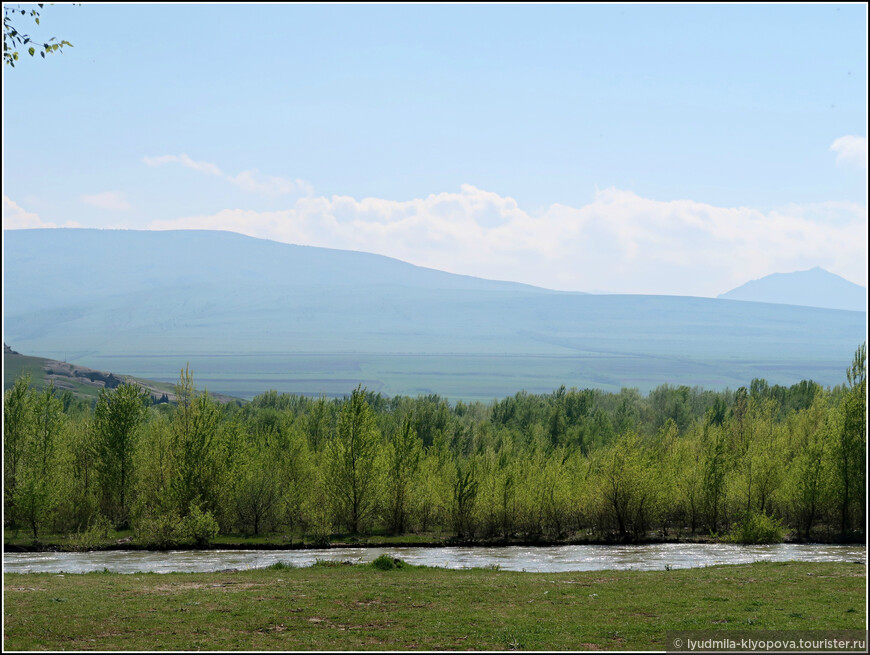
[4,4,73,67]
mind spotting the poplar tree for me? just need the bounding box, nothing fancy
[3,375,34,525]
[171,365,221,515]
[835,344,866,537]
[326,386,380,534]
[93,382,148,527]
[387,412,422,534]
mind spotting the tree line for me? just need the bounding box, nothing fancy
[3,347,866,545]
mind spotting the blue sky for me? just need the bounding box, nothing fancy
[3,3,867,295]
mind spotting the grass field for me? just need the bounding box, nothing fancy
[66,351,854,402]
[3,561,865,650]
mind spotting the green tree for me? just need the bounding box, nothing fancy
[304,396,331,451]
[701,422,729,534]
[93,382,148,527]
[15,384,64,538]
[785,394,832,539]
[232,444,281,536]
[54,417,99,533]
[596,432,655,541]
[834,344,866,537]
[733,397,781,519]
[325,386,380,534]
[451,458,478,539]
[672,425,704,534]
[3,374,34,525]
[131,414,175,528]
[386,412,422,534]
[171,365,221,516]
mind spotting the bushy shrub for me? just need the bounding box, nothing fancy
[371,554,405,570]
[178,504,220,547]
[726,512,784,544]
[134,511,181,549]
[134,504,219,548]
[266,561,295,570]
[68,514,113,552]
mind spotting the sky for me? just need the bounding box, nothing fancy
[2,3,867,296]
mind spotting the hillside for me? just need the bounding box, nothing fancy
[717,267,867,312]
[3,228,866,400]
[3,345,239,404]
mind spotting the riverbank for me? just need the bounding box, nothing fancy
[5,530,865,553]
[4,561,865,650]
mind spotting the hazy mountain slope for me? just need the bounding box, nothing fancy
[3,229,865,400]
[4,228,554,316]
[718,267,867,312]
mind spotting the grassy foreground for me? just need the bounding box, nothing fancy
[4,561,865,651]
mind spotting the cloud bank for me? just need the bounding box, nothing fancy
[2,196,80,229]
[148,185,868,296]
[830,135,868,169]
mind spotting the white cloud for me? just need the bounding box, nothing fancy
[830,135,868,169]
[144,154,310,197]
[143,153,223,176]
[147,185,868,296]
[2,196,81,229]
[80,191,133,211]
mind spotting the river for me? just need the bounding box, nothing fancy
[4,543,865,574]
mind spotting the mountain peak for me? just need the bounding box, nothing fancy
[718,268,866,312]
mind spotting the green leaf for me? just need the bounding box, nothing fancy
[28,47,35,56]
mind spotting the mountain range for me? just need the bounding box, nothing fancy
[3,228,865,400]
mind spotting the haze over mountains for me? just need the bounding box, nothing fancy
[718,267,866,312]
[3,228,866,400]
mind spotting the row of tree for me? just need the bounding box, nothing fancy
[3,347,866,544]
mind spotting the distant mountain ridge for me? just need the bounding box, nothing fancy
[2,228,865,400]
[718,267,866,312]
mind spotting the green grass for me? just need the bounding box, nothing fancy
[2,353,55,391]
[3,561,864,650]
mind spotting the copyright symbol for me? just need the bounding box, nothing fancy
[674,638,683,648]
